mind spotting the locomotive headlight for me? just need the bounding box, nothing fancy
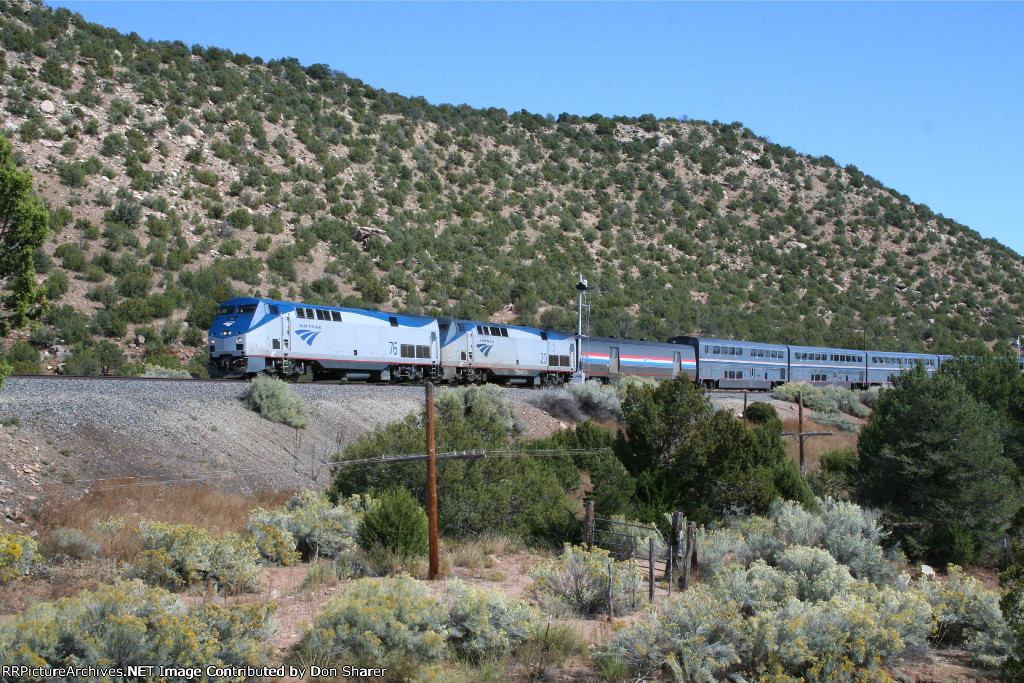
[237,337,242,343]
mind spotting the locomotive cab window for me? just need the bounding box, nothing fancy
[268,305,279,315]
[304,309,314,319]
[216,305,235,316]
[490,326,501,336]
[316,309,329,321]
[296,309,305,319]
[331,311,342,322]
[389,317,399,327]
[236,304,257,314]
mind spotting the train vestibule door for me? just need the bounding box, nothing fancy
[673,351,681,376]
[609,347,620,374]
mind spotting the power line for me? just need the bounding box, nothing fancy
[3,448,612,499]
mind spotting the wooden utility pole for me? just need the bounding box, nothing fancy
[426,382,439,580]
[798,390,805,472]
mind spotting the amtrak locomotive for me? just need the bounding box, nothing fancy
[209,296,948,388]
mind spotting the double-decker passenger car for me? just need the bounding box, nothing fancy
[579,337,696,381]
[669,336,787,390]
[788,345,869,389]
[866,350,940,385]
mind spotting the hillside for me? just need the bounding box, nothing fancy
[1,0,1022,374]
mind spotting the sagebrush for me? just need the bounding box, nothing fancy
[245,375,310,427]
[0,580,276,679]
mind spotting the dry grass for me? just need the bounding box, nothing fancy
[782,417,860,471]
[37,482,294,562]
[442,534,524,577]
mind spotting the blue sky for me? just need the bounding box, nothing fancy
[49,2,1024,256]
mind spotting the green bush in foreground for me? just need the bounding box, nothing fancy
[299,574,537,667]
[528,545,644,616]
[245,375,310,427]
[594,497,1014,681]
[443,579,538,661]
[358,487,429,558]
[300,574,448,664]
[0,580,276,680]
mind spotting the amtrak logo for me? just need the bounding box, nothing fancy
[295,329,321,345]
[476,342,494,357]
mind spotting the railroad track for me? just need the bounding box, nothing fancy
[8,375,778,400]
[8,373,241,384]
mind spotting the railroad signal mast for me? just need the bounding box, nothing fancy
[575,275,598,383]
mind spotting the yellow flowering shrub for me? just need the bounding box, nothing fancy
[245,520,301,567]
[0,530,40,584]
[0,579,276,680]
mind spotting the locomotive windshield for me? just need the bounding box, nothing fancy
[216,305,235,315]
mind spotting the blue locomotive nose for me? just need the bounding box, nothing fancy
[208,301,260,376]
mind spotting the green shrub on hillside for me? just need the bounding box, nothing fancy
[772,381,870,419]
[48,527,100,562]
[245,374,310,427]
[332,390,578,541]
[357,487,428,558]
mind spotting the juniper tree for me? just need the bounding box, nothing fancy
[0,136,50,387]
[856,364,1020,564]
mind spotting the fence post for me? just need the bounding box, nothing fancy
[668,512,681,580]
[648,537,655,602]
[667,551,673,597]
[584,501,595,550]
[607,561,614,622]
[682,521,696,590]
